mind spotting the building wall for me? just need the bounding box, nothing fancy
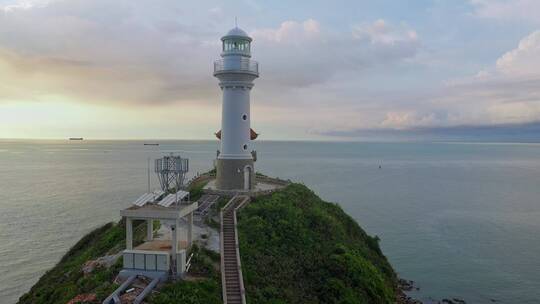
[219,87,252,159]
[216,158,254,190]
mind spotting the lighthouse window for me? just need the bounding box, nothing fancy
[242,114,247,121]
[223,40,250,52]
[243,144,248,150]
[224,41,234,51]
[238,41,249,52]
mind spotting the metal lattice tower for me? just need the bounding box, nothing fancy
[154,154,189,193]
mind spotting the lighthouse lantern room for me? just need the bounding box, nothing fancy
[213,26,259,190]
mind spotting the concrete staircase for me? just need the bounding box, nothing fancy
[220,195,250,304]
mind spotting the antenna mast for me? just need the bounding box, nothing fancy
[154,154,189,193]
[147,157,151,193]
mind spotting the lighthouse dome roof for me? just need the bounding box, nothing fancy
[222,27,252,41]
[226,27,248,37]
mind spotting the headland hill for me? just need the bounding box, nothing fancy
[18,26,426,304]
[19,170,419,304]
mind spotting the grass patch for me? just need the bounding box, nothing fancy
[148,279,222,304]
[186,244,220,278]
[215,197,229,210]
[189,179,208,202]
[148,245,222,304]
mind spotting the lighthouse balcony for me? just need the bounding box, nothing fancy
[214,58,259,76]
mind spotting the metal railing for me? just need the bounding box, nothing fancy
[214,58,259,74]
[220,195,250,304]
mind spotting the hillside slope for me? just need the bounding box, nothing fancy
[17,222,126,303]
[238,183,397,304]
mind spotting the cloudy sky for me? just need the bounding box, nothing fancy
[1,0,540,140]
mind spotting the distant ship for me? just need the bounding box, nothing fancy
[144,143,159,146]
[69,137,83,140]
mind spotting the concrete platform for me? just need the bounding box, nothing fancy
[205,179,278,191]
[155,218,221,253]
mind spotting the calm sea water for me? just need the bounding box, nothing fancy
[0,140,539,303]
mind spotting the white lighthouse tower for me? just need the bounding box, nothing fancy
[213,26,259,190]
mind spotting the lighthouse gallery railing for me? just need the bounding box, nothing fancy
[214,58,259,74]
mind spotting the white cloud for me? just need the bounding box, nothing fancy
[469,0,540,24]
[0,0,51,13]
[0,1,421,108]
[16,1,540,137]
[313,28,540,133]
[251,19,420,89]
[251,19,321,42]
[0,0,223,105]
[352,19,418,46]
[496,30,540,75]
[380,111,441,129]
[376,29,540,130]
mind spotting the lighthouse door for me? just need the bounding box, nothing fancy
[243,166,252,190]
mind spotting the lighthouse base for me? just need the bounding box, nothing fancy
[215,158,255,190]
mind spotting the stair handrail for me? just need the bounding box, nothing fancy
[220,195,239,304]
[233,195,250,303]
[220,195,250,304]
[220,198,228,304]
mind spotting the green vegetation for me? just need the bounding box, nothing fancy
[149,279,222,304]
[185,244,220,278]
[237,183,397,304]
[215,197,229,211]
[148,245,222,304]
[189,178,208,201]
[20,179,399,304]
[18,220,147,304]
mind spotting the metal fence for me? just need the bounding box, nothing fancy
[214,58,259,74]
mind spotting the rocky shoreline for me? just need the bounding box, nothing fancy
[397,279,422,304]
[397,279,470,304]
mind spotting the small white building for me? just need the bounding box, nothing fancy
[119,191,197,281]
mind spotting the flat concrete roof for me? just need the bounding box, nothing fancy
[121,202,198,220]
[135,240,188,252]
